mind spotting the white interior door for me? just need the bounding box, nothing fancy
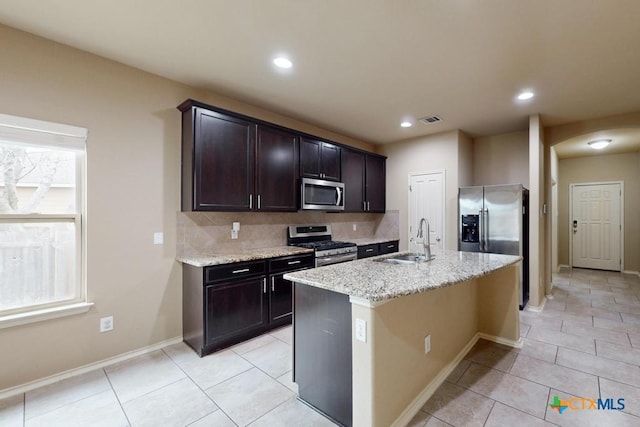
[409,171,444,254]
[571,183,622,271]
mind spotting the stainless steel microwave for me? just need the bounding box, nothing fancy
[301,178,345,211]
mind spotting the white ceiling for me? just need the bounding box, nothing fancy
[1,1,640,155]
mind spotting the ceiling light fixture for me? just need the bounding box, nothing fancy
[517,91,535,100]
[400,121,412,128]
[273,57,293,69]
[588,139,611,150]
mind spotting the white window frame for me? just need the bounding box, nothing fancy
[0,113,92,328]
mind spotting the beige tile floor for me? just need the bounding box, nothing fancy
[1,267,640,426]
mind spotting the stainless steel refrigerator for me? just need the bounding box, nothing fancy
[458,184,529,309]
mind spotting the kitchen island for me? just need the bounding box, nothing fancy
[284,250,522,427]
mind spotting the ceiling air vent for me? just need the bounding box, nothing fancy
[419,115,442,125]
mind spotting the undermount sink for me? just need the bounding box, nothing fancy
[375,253,435,264]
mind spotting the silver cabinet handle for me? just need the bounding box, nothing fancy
[271,277,275,292]
[387,244,394,248]
[249,194,253,209]
[363,201,367,211]
[232,268,250,274]
[365,248,374,252]
[287,260,301,265]
[263,278,266,293]
[257,194,261,209]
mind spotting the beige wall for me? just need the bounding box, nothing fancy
[473,130,529,187]
[557,152,640,272]
[380,130,470,251]
[0,24,373,391]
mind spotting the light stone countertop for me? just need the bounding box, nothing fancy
[177,246,313,267]
[347,237,399,246]
[284,250,521,302]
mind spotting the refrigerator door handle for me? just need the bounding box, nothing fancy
[483,208,489,252]
[478,209,484,251]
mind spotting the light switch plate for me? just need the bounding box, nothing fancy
[232,222,240,231]
[153,232,163,245]
[424,334,431,353]
[231,230,239,239]
[356,318,367,342]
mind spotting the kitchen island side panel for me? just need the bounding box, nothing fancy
[294,283,353,427]
[352,278,479,427]
[352,264,520,427]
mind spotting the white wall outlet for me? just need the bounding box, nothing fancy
[232,222,240,231]
[355,318,367,342]
[231,230,239,239]
[100,316,114,333]
[153,232,163,245]
[352,223,357,231]
[424,334,431,354]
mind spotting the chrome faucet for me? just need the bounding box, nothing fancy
[417,217,432,261]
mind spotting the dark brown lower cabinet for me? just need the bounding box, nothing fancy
[269,273,294,325]
[205,277,268,347]
[183,253,313,357]
[294,284,352,427]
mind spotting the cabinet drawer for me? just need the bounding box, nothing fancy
[357,244,379,259]
[205,260,266,283]
[378,240,399,254]
[269,253,314,273]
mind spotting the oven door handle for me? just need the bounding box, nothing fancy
[316,252,357,267]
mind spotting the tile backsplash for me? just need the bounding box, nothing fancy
[177,210,399,257]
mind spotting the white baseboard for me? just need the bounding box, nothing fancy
[526,296,547,312]
[478,333,524,349]
[391,333,480,427]
[0,336,183,400]
[623,270,640,278]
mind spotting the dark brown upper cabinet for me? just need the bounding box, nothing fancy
[256,125,299,211]
[179,100,298,212]
[341,148,386,213]
[181,105,255,211]
[179,99,385,213]
[300,137,341,182]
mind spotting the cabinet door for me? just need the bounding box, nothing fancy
[365,155,386,212]
[320,142,341,181]
[300,137,341,181]
[269,273,293,325]
[256,126,298,211]
[194,108,255,211]
[205,277,267,346]
[341,149,365,212]
[300,137,322,179]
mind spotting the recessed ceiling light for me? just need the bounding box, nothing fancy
[400,121,412,128]
[588,139,611,150]
[273,57,292,69]
[517,91,535,100]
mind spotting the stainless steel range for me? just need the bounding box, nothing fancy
[287,225,357,267]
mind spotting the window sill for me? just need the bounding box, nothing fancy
[0,302,94,330]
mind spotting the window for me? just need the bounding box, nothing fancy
[0,113,89,326]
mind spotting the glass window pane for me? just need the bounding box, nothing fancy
[0,222,77,311]
[0,144,77,214]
